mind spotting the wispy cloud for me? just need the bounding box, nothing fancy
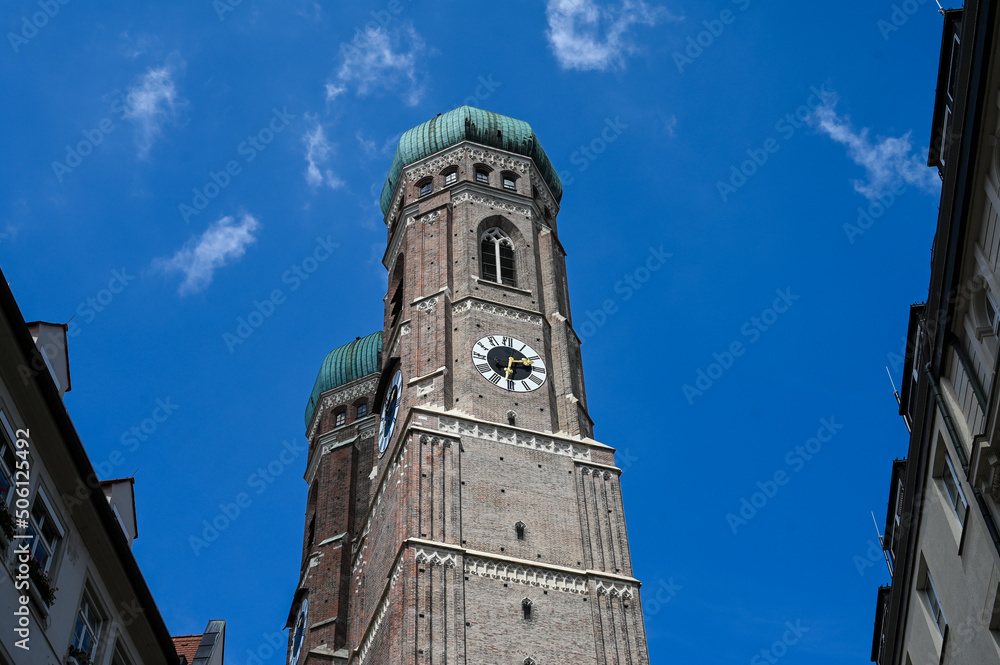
[154,214,260,296]
[810,97,940,200]
[545,0,678,71]
[123,65,185,158]
[303,121,344,190]
[329,25,428,106]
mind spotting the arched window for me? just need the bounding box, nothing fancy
[443,168,458,186]
[417,177,432,198]
[481,227,516,286]
[522,598,533,620]
[335,410,346,427]
[475,167,491,185]
[502,172,517,191]
[515,521,526,540]
[357,403,368,418]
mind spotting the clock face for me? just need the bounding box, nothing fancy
[290,598,307,665]
[378,369,402,456]
[472,335,547,392]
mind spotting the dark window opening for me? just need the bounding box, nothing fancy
[357,403,368,418]
[481,227,516,287]
[515,521,526,540]
[522,598,533,620]
[307,515,316,547]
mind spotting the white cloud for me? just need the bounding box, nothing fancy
[154,214,260,296]
[123,65,184,158]
[810,97,940,201]
[330,25,427,106]
[303,121,345,190]
[545,0,677,71]
[663,114,678,137]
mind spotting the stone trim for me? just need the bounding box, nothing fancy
[436,417,592,461]
[355,554,405,665]
[465,556,588,595]
[452,297,544,326]
[452,191,532,218]
[308,377,380,439]
[415,546,459,568]
[595,580,636,599]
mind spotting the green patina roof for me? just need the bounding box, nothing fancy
[305,331,382,428]
[379,106,563,215]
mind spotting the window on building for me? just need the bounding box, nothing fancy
[71,590,104,660]
[357,403,368,418]
[475,169,490,185]
[921,568,947,637]
[26,491,61,571]
[418,180,432,198]
[522,598,533,620]
[515,521,526,540]
[0,411,18,503]
[480,227,516,287]
[941,452,968,525]
[444,170,458,186]
[502,174,517,191]
[307,515,316,548]
[335,411,346,427]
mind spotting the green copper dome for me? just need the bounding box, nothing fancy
[305,331,382,427]
[379,106,563,215]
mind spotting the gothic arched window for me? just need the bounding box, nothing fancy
[481,227,516,287]
[515,521,526,540]
[522,598,533,620]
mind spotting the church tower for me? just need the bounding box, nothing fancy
[288,107,651,665]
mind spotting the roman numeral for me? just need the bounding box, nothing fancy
[476,363,491,373]
[520,381,531,391]
[487,336,499,346]
[519,343,526,352]
[507,380,515,391]
[473,352,486,359]
[527,374,543,385]
[489,374,502,385]
[527,355,540,361]
[477,342,489,351]
[533,366,546,375]
[502,336,512,346]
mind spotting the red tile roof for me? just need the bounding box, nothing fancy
[172,634,202,663]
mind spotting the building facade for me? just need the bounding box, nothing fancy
[0,272,224,665]
[288,107,651,665]
[872,2,1000,664]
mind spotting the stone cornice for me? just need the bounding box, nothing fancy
[451,297,545,326]
[307,377,380,439]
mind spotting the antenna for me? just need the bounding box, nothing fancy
[872,511,893,577]
[935,0,944,12]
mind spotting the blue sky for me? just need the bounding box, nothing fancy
[1,0,949,662]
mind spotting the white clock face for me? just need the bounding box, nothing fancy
[472,335,547,392]
[378,369,402,456]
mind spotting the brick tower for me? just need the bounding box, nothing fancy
[288,106,651,665]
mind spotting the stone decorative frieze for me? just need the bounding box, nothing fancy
[415,547,458,568]
[419,434,455,447]
[465,556,588,595]
[400,322,412,336]
[308,377,380,438]
[467,147,531,176]
[402,146,468,185]
[356,556,404,665]
[437,416,591,461]
[418,210,441,225]
[452,298,544,326]
[595,580,635,599]
[452,191,532,218]
[579,465,615,480]
[415,296,439,312]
